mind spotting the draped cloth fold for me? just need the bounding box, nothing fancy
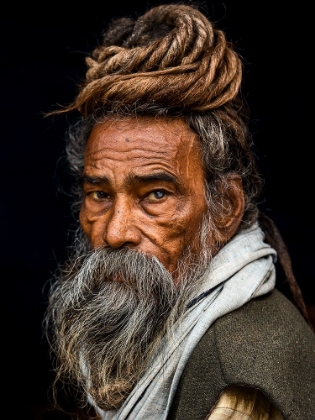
[93,223,277,420]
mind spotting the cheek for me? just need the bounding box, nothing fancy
[154,201,206,259]
[79,207,95,245]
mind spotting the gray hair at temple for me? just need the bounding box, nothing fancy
[56,3,262,235]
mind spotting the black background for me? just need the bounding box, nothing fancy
[1,1,313,419]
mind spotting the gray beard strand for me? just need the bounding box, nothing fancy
[45,217,213,411]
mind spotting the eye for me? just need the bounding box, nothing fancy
[146,190,167,201]
[90,191,110,201]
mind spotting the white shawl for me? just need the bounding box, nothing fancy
[93,223,277,419]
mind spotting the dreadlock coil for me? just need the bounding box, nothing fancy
[67,4,242,116]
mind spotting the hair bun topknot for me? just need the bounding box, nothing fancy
[66,4,243,116]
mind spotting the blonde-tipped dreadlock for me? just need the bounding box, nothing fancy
[67,4,242,117]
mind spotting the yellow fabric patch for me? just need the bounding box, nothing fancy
[207,385,283,420]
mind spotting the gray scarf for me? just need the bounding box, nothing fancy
[93,223,277,419]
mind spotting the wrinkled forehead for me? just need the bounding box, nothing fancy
[85,116,203,166]
[82,116,206,194]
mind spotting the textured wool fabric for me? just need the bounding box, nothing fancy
[168,290,315,419]
[93,223,277,419]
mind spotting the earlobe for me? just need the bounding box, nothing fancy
[215,176,245,243]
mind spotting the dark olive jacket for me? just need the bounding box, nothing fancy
[168,289,315,420]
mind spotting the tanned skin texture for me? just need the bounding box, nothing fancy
[80,116,244,281]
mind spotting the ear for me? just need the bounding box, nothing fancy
[214,175,245,243]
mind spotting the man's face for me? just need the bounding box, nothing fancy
[79,116,208,278]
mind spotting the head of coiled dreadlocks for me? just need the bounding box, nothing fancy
[59,3,261,231]
[45,2,311,413]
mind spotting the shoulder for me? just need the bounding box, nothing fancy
[211,289,315,417]
[216,287,311,328]
[169,290,315,420]
[213,288,315,363]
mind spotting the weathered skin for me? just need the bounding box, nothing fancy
[80,116,244,280]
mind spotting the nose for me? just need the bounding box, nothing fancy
[103,197,141,249]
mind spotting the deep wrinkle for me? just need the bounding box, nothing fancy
[79,117,209,274]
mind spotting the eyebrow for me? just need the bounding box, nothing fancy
[80,172,180,187]
[80,175,110,185]
[128,173,179,186]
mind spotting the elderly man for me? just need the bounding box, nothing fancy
[45,3,315,419]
